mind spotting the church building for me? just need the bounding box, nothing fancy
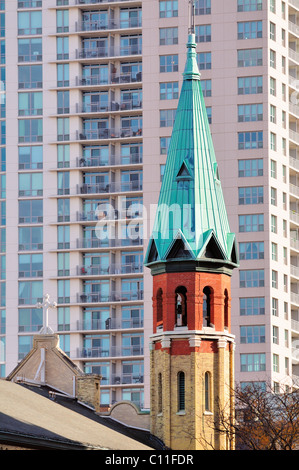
[144,27,239,450]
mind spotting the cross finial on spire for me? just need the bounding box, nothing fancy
[188,0,195,34]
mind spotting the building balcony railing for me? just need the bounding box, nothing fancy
[290,156,299,171]
[289,20,299,37]
[290,210,299,225]
[76,127,142,141]
[291,318,299,333]
[289,0,299,11]
[77,290,144,303]
[76,237,143,249]
[77,71,142,87]
[76,153,142,168]
[290,183,299,198]
[76,208,143,222]
[291,292,299,306]
[291,239,299,252]
[290,129,299,145]
[76,345,144,358]
[77,181,142,195]
[76,99,142,114]
[18,0,42,7]
[291,264,299,278]
[289,48,299,64]
[76,18,142,33]
[76,46,142,60]
[77,263,143,276]
[75,0,139,4]
[76,317,143,331]
[111,374,144,385]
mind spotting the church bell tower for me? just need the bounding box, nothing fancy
[144,25,238,450]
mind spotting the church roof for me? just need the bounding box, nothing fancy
[145,34,238,270]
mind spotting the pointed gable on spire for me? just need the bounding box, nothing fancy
[144,33,238,271]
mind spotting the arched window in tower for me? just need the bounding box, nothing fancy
[158,373,162,414]
[224,289,229,329]
[156,288,163,326]
[175,286,187,326]
[203,286,212,327]
[204,372,211,412]
[178,371,185,412]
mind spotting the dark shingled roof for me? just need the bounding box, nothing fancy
[0,380,164,450]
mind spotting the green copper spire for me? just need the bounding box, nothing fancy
[145,33,238,272]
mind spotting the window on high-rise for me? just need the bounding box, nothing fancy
[19,65,42,89]
[238,186,263,205]
[56,9,69,33]
[240,325,265,344]
[237,21,262,39]
[120,8,142,28]
[270,0,276,13]
[237,0,262,12]
[18,38,42,62]
[18,336,32,361]
[18,308,42,333]
[240,297,265,316]
[272,270,278,288]
[197,51,211,70]
[19,172,43,197]
[159,0,178,18]
[159,54,178,73]
[18,11,42,36]
[238,131,263,149]
[57,36,69,60]
[19,199,43,224]
[237,48,262,67]
[240,353,266,372]
[195,0,211,15]
[19,118,42,143]
[270,77,276,95]
[270,104,276,123]
[238,158,263,177]
[57,90,70,114]
[270,49,276,68]
[238,76,263,94]
[57,117,69,141]
[57,63,69,87]
[120,35,142,56]
[160,82,179,100]
[159,27,178,45]
[239,241,264,260]
[239,214,264,232]
[238,103,263,122]
[240,269,264,288]
[18,254,43,278]
[201,79,212,97]
[160,109,176,127]
[18,91,43,116]
[19,226,43,251]
[273,354,279,373]
[57,198,70,222]
[270,22,276,40]
[195,24,211,43]
[18,280,43,305]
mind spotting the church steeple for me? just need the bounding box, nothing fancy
[145,33,238,271]
[147,29,237,451]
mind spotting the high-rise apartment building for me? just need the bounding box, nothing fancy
[1,0,299,409]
